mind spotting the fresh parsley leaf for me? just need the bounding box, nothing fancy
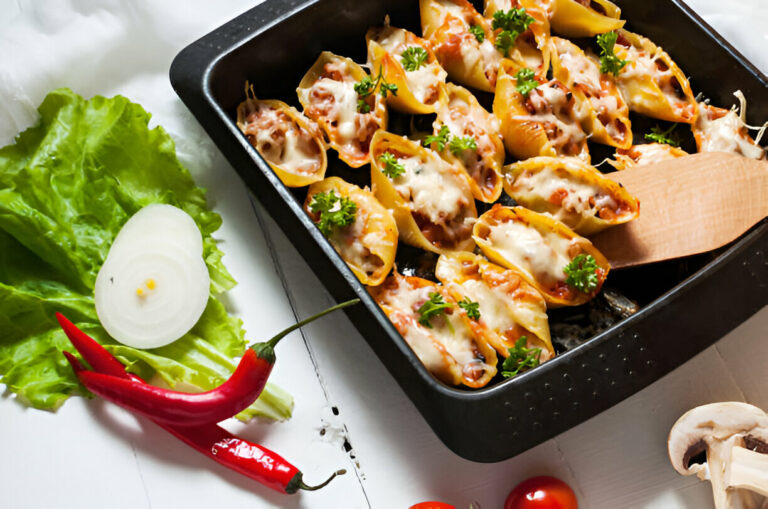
[644,124,680,147]
[492,8,535,57]
[417,292,453,328]
[501,336,542,378]
[458,297,480,321]
[424,125,451,152]
[514,67,540,97]
[380,81,398,99]
[492,8,536,33]
[357,99,371,113]
[597,31,629,76]
[353,75,374,97]
[308,190,357,237]
[468,24,485,43]
[354,67,397,112]
[494,30,516,57]
[563,254,600,293]
[448,135,477,156]
[378,152,406,179]
[401,46,428,72]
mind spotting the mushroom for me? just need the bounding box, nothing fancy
[668,402,768,508]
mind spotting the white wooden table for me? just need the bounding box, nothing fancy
[0,1,766,507]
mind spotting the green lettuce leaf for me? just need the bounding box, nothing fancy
[0,89,292,419]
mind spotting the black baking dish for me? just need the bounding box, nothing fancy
[170,0,768,462]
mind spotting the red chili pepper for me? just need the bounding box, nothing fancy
[58,298,358,425]
[58,316,345,494]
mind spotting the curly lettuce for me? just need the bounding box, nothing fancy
[0,89,292,419]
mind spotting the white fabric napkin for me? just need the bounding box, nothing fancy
[0,0,258,182]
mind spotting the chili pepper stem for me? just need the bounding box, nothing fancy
[286,469,346,493]
[249,299,359,360]
[300,468,347,491]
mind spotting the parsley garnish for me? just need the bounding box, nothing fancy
[354,66,398,113]
[423,125,476,156]
[468,25,485,42]
[401,47,428,72]
[448,135,478,156]
[501,336,542,378]
[492,8,535,57]
[417,292,453,328]
[308,190,357,237]
[563,254,600,293]
[458,297,480,321]
[644,124,680,147]
[597,31,629,76]
[378,152,406,179]
[423,125,451,152]
[514,68,540,97]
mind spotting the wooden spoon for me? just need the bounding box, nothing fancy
[591,152,768,269]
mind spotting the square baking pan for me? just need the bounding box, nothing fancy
[170,0,768,462]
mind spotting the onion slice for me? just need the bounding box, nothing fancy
[94,204,210,349]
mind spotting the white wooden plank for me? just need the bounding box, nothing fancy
[555,346,748,509]
[714,306,768,410]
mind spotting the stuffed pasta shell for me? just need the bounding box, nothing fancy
[494,62,590,163]
[481,0,551,80]
[370,130,477,254]
[502,156,640,235]
[473,205,610,307]
[435,251,553,360]
[304,177,397,286]
[420,0,501,92]
[369,272,498,388]
[429,83,505,203]
[612,30,697,124]
[608,143,688,171]
[236,89,327,187]
[366,24,447,115]
[550,37,632,149]
[692,98,765,160]
[549,0,624,38]
[297,51,388,168]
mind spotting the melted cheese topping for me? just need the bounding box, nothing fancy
[242,106,322,175]
[441,94,499,175]
[554,41,627,142]
[511,167,616,220]
[617,44,657,82]
[558,43,602,92]
[310,77,359,144]
[434,1,501,84]
[486,219,577,287]
[377,26,407,50]
[454,279,517,334]
[376,29,446,105]
[616,143,685,168]
[519,82,587,154]
[618,41,686,113]
[391,154,468,224]
[329,204,391,277]
[695,105,765,160]
[384,282,485,374]
[409,62,447,104]
[395,313,449,373]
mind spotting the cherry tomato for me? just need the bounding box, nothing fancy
[504,476,578,509]
[409,503,455,509]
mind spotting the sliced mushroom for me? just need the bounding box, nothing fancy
[668,402,768,509]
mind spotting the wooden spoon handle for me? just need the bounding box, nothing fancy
[591,152,768,269]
